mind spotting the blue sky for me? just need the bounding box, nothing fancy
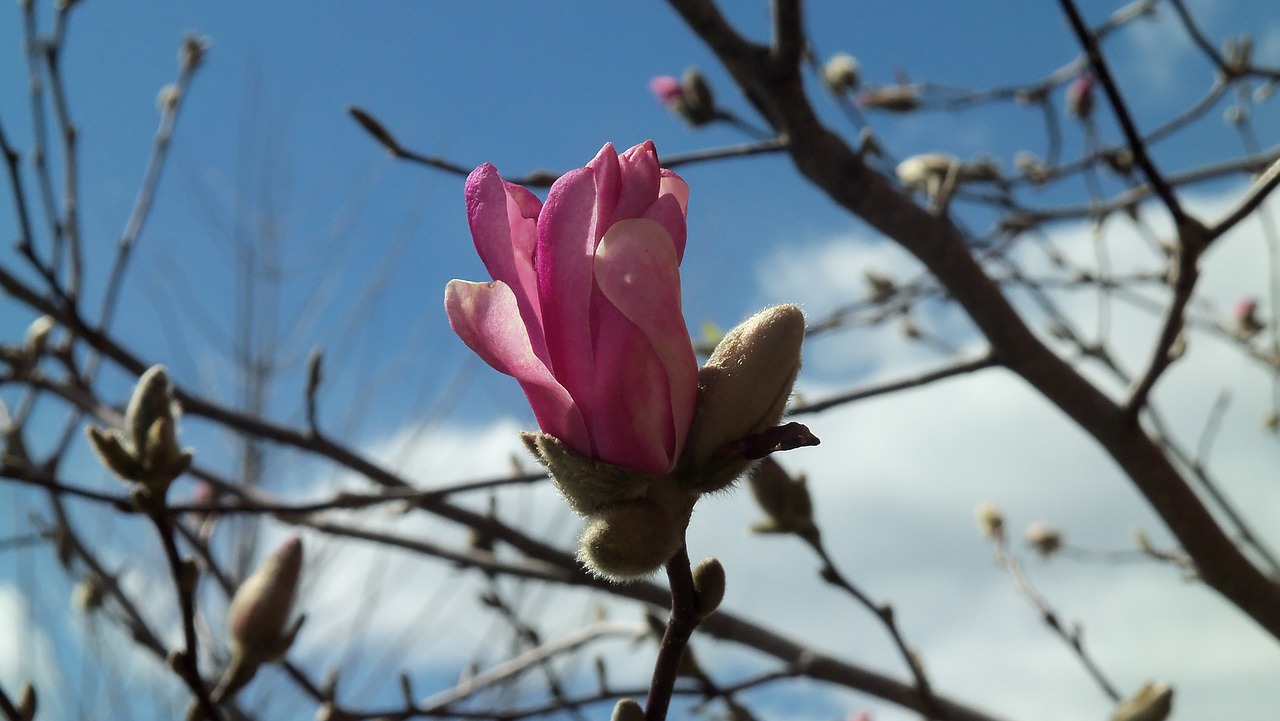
[4,1,1280,720]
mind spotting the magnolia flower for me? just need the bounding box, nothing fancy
[446,141,698,477]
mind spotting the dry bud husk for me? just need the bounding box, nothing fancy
[1109,682,1173,721]
[748,458,817,541]
[678,67,717,125]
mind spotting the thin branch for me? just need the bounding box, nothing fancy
[644,544,700,721]
[789,353,998,416]
[1209,155,1280,241]
[1056,0,1188,225]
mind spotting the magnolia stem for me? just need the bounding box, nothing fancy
[644,543,700,721]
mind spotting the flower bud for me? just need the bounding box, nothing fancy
[228,536,304,663]
[156,83,181,113]
[679,67,717,126]
[1109,682,1173,721]
[87,365,193,499]
[179,32,211,71]
[577,492,692,582]
[692,556,726,618]
[611,698,645,721]
[1024,522,1062,558]
[748,458,818,541]
[16,682,36,721]
[1232,296,1264,338]
[23,315,54,357]
[857,85,920,113]
[682,305,805,490]
[1066,73,1095,119]
[822,53,861,95]
[975,501,1004,541]
[649,75,683,107]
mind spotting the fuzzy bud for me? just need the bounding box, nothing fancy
[822,53,861,95]
[1024,522,1063,558]
[611,699,645,721]
[748,458,818,541]
[179,32,211,71]
[23,316,54,358]
[156,83,181,113]
[577,492,693,582]
[691,557,726,618]
[681,304,805,491]
[679,67,717,126]
[1066,73,1095,119]
[649,75,683,107]
[975,502,1004,541]
[1109,682,1173,721]
[227,536,304,663]
[86,365,193,499]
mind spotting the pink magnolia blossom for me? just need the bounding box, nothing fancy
[445,141,698,476]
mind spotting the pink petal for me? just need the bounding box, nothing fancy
[593,218,699,466]
[587,304,677,475]
[445,280,589,451]
[536,167,605,415]
[642,193,688,263]
[465,165,547,359]
[613,141,662,222]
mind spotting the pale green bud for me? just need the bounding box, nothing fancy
[86,365,192,498]
[578,489,693,582]
[682,304,804,491]
[975,501,1004,541]
[1109,682,1173,721]
[692,557,726,618]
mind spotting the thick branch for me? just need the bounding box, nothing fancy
[665,0,1280,642]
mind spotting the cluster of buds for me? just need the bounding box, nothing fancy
[649,68,718,126]
[86,365,193,510]
[1109,682,1173,721]
[821,53,861,95]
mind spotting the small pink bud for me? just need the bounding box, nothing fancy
[1067,73,1095,119]
[649,75,683,106]
[1233,296,1264,338]
[227,537,303,661]
[1024,521,1063,558]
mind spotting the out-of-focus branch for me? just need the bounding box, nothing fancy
[1056,0,1188,226]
